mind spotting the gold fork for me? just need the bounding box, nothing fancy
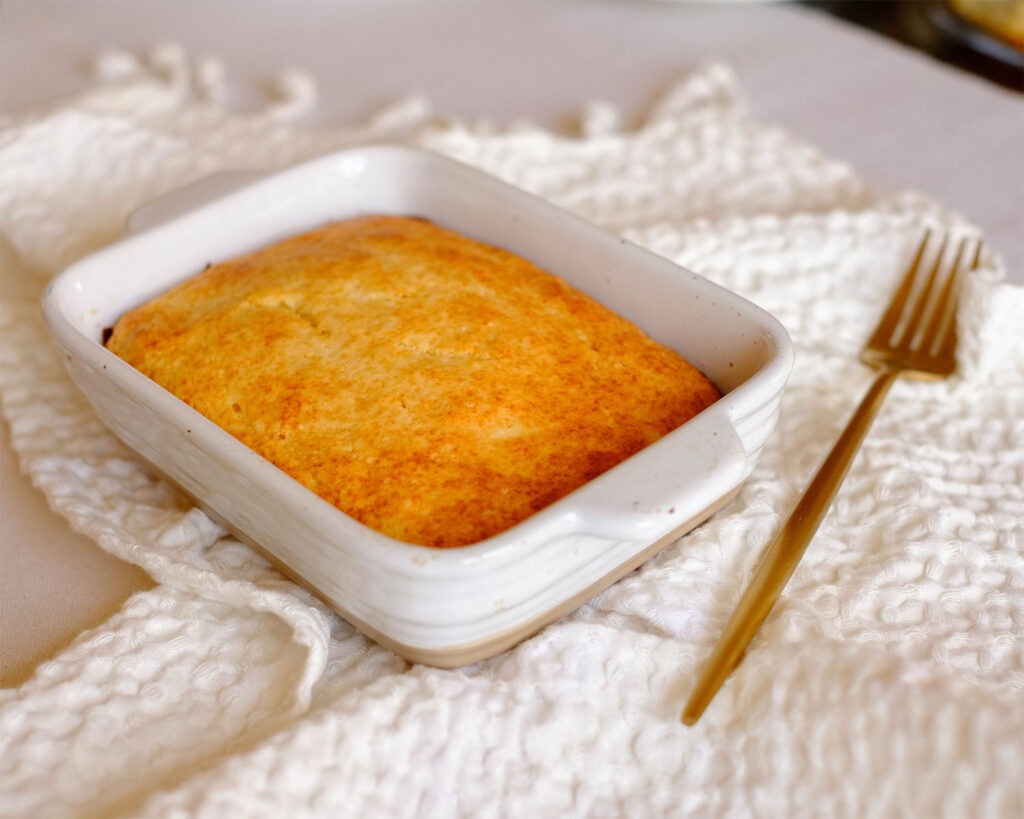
[682,229,982,725]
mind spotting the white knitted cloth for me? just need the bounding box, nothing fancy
[1,48,1022,818]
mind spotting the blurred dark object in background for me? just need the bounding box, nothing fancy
[799,0,1023,92]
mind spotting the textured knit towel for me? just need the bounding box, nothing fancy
[1,48,1022,818]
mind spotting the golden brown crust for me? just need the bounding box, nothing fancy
[108,216,720,547]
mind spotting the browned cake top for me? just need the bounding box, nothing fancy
[108,215,720,547]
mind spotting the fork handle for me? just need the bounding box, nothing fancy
[681,367,900,725]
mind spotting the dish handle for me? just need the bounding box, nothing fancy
[564,410,749,542]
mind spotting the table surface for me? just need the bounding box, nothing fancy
[2,0,1022,686]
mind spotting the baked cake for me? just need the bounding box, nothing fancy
[107,215,721,547]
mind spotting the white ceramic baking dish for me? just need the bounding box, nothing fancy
[43,146,793,666]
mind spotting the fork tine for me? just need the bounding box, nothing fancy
[920,236,966,355]
[930,237,983,366]
[897,231,949,348]
[866,229,934,350]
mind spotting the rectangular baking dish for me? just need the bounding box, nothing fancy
[42,145,793,666]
